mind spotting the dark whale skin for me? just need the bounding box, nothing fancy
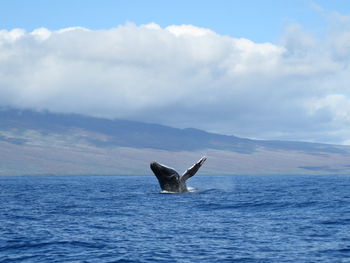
[150,157,206,193]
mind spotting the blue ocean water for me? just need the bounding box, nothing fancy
[0,175,350,263]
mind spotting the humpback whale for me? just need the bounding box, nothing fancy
[150,157,207,193]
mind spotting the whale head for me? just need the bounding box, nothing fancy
[150,161,181,192]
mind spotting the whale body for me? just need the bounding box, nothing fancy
[150,157,206,193]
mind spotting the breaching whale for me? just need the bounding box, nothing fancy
[150,157,207,193]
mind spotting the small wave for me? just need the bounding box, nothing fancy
[196,188,220,194]
[338,248,350,253]
[0,240,104,252]
[318,218,350,225]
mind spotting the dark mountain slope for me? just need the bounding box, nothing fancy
[1,108,350,175]
[0,108,347,154]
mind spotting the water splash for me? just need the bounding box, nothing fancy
[160,186,198,194]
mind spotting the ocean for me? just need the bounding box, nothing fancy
[0,174,349,263]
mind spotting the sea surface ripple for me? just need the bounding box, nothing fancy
[1,175,350,262]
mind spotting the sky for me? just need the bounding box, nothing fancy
[1,0,350,144]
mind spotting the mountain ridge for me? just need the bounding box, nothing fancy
[1,108,350,175]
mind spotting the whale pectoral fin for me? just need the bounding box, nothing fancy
[181,156,207,182]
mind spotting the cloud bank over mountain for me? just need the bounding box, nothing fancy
[1,12,350,144]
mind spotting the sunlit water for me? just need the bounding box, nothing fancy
[1,175,350,262]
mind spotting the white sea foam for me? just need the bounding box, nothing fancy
[187,186,198,193]
[160,190,178,194]
[160,186,198,194]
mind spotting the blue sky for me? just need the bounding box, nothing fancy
[2,0,349,42]
[1,1,350,144]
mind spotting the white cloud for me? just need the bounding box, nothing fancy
[309,94,350,122]
[166,24,214,37]
[30,27,52,41]
[0,28,26,42]
[1,18,350,144]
